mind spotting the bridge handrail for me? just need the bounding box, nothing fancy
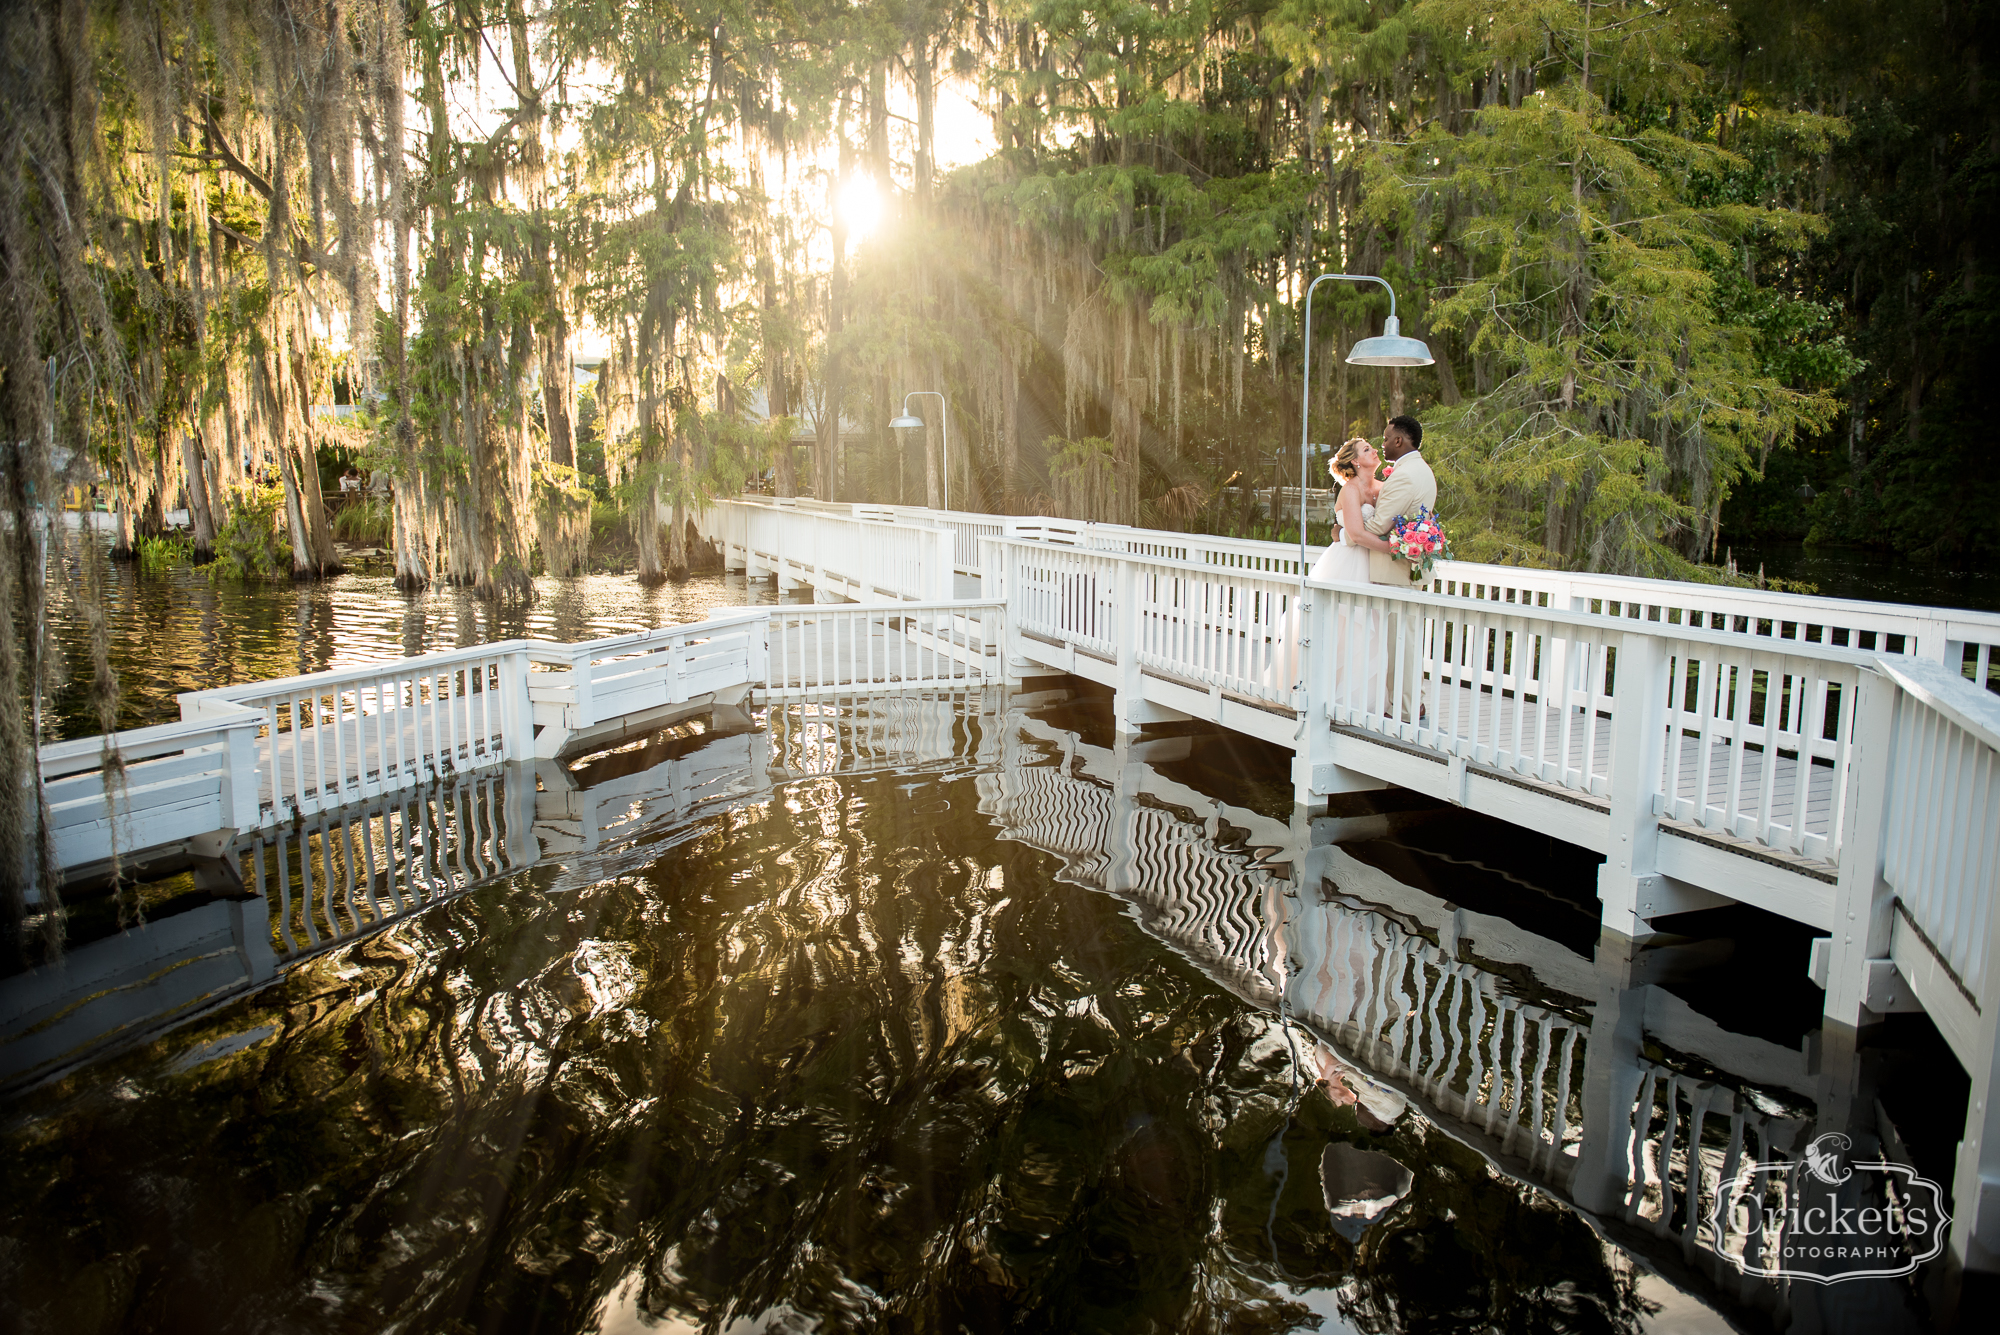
[1877,655,2000,753]
[38,709,261,780]
[176,638,539,712]
[846,498,2000,661]
[520,611,769,669]
[996,533,1893,673]
[1873,657,2000,1007]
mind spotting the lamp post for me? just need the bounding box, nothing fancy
[1296,274,1434,578]
[888,391,950,511]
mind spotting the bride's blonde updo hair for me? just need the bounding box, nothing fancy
[1329,437,1372,487]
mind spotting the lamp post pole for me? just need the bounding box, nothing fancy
[890,391,950,512]
[1297,273,1404,577]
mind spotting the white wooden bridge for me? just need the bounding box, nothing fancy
[24,493,2000,1285]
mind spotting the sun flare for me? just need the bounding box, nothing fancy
[838,175,884,239]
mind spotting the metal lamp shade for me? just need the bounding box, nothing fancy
[1345,315,1435,367]
[888,414,925,430]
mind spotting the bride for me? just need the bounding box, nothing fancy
[1309,436,1389,583]
[1309,437,1393,713]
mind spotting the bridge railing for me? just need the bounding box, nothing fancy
[1002,539,1306,708]
[178,643,532,821]
[826,497,2000,679]
[38,712,263,873]
[1427,561,2000,677]
[701,500,954,600]
[1314,580,1874,864]
[524,613,765,737]
[1876,657,2000,1007]
[997,533,1883,868]
[762,599,1006,697]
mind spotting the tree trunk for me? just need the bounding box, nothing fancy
[279,317,340,576]
[392,468,430,589]
[1002,350,1020,508]
[924,357,944,509]
[541,325,575,468]
[821,251,846,501]
[138,431,167,541]
[635,476,664,585]
[182,432,216,562]
[913,39,935,209]
[1112,375,1145,527]
[110,491,136,561]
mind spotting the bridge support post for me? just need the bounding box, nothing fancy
[743,505,771,581]
[1823,668,1899,1028]
[220,715,261,833]
[1597,631,1669,939]
[770,509,794,589]
[498,649,533,764]
[1951,835,2000,1275]
[1113,561,1146,733]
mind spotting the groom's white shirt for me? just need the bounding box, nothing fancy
[1362,449,1438,586]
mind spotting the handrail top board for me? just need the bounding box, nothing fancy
[39,710,261,777]
[1878,657,2000,754]
[727,499,1995,633]
[996,535,1898,673]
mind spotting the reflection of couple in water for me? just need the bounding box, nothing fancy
[1306,414,1437,723]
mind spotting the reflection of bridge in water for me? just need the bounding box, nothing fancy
[976,709,1923,1328]
[6,686,1937,1326]
[2,693,1001,1091]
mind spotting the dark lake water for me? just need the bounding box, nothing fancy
[4,540,1959,1332]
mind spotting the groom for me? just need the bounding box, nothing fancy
[1361,415,1435,723]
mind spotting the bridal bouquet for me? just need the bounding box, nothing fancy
[1389,506,1450,583]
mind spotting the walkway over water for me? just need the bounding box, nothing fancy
[27,495,2000,1280]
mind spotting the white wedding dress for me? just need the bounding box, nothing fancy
[1309,503,1375,585]
[1309,503,1386,713]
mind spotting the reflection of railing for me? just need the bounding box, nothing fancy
[1619,1059,1807,1308]
[975,724,1824,1319]
[246,767,532,958]
[7,691,1006,1089]
[1295,900,1588,1185]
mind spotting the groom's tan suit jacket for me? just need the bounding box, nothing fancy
[1362,450,1438,585]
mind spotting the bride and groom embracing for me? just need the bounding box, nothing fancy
[1306,415,1436,723]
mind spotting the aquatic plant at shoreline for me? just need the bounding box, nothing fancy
[208,486,294,582]
[134,534,191,577]
[332,496,393,547]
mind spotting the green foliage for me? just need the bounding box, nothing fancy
[572,386,612,500]
[209,486,293,582]
[332,497,392,546]
[1047,435,1119,522]
[135,534,191,577]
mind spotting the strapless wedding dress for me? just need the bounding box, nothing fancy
[1308,503,1374,584]
[1308,504,1386,712]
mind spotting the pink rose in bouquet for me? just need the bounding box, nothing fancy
[1389,506,1450,583]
